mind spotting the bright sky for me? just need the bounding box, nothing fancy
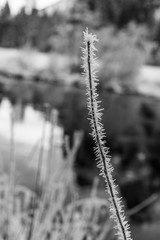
[0,0,61,14]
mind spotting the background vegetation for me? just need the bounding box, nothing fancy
[0,0,160,239]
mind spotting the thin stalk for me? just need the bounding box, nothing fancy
[81,28,132,240]
[27,107,47,240]
[87,40,126,239]
[9,112,16,210]
[45,109,57,195]
[6,111,16,240]
[39,109,57,221]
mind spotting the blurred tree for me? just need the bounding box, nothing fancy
[26,8,39,47]
[93,0,157,26]
[0,1,12,47]
[0,0,159,49]
[13,8,28,46]
[0,1,11,20]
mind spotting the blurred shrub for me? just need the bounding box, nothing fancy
[95,0,155,26]
[96,24,152,89]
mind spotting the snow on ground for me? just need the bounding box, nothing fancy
[137,65,160,98]
[0,47,50,78]
[0,47,72,83]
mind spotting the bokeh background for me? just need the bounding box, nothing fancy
[0,0,160,239]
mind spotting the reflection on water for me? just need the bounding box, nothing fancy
[0,98,63,147]
[0,98,64,188]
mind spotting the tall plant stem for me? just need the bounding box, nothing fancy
[81,28,132,240]
[6,112,16,240]
[27,106,48,240]
[87,41,126,240]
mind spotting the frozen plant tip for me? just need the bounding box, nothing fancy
[81,28,132,240]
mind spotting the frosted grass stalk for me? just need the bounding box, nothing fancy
[6,112,16,239]
[81,28,132,240]
[27,109,47,240]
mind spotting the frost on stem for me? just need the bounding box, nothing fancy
[81,28,132,240]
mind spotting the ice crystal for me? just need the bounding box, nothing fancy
[81,28,132,240]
